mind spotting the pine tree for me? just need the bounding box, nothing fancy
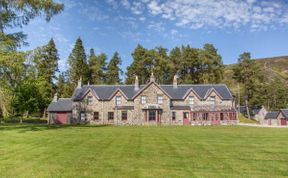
[35,38,59,84]
[88,48,107,84]
[68,37,89,86]
[126,44,154,84]
[233,52,264,118]
[0,1,63,50]
[106,52,122,84]
[57,73,65,97]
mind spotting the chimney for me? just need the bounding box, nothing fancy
[77,77,82,88]
[52,93,58,102]
[173,75,177,88]
[150,72,155,82]
[134,75,139,90]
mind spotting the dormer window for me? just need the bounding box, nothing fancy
[157,95,163,104]
[189,96,194,106]
[87,96,93,105]
[141,96,147,104]
[209,96,216,106]
[116,96,122,106]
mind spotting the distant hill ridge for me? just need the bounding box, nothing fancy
[223,55,288,93]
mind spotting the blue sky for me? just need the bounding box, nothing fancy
[10,0,288,76]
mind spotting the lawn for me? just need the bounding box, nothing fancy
[0,125,287,178]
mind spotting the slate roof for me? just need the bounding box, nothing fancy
[264,112,278,119]
[47,98,72,112]
[280,109,288,118]
[72,83,233,101]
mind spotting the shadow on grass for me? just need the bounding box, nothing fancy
[0,124,110,132]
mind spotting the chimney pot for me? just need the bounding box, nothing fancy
[134,75,139,90]
[173,75,177,88]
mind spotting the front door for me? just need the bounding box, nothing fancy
[149,110,156,122]
[183,112,190,125]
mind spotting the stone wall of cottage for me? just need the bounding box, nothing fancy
[72,84,235,125]
[133,83,171,125]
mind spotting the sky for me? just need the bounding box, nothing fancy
[10,0,288,76]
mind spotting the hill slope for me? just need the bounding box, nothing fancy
[222,56,288,94]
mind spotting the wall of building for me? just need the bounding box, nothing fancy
[71,84,236,125]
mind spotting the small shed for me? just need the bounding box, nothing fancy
[47,96,72,124]
[264,112,278,126]
[277,109,288,126]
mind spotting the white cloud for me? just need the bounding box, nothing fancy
[80,6,109,21]
[148,1,162,15]
[142,0,288,31]
[147,21,165,32]
[131,2,145,15]
[121,0,130,9]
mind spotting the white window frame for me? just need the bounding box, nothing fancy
[209,96,216,106]
[141,95,147,104]
[87,96,93,105]
[157,95,163,104]
[80,112,86,121]
[116,96,122,106]
[189,96,194,106]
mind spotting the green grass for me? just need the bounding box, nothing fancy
[0,125,288,178]
[239,114,258,124]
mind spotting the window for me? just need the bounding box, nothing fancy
[87,96,93,105]
[80,112,85,121]
[189,96,194,106]
[108,112,114,120]
[157,95,163,104]
[149,110,156,121]
[183,112,189,119]
[121,111,127,121]
[93,112,99,120]
[141,95,147,104]
[116,96,122,106]
[172,112,176,121]
[209,96,216,106]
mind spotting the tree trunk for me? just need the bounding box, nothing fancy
[245,99,250,119]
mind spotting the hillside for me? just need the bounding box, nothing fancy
[222,56,288,94]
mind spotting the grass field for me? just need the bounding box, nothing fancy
[0,125,287,178]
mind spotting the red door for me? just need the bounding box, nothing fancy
[56,112,68,124]
[183,112,190,125]
[268,119,271,125]
[280,119,287,126]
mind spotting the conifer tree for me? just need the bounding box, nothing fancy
[106,52,122,84]
[88,48,107,84]
[126,44,154,84]
[68,37,89,86]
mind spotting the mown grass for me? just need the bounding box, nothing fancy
[239,113,258,123]
[0,124,287,178]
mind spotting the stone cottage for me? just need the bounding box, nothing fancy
[263,109,288,126]
[47,74,237,125]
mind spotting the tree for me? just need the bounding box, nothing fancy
[35,38,59,83]
[12,79,40,122]
[56,72,73,98]
[126,44,155,84]
[153,47,169,84]
[201,43,223,83]
[88,48,107,84]
[68,37,89,86]
[106,52,122,84]
[0,0,64,50]
[233,52,264,118]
